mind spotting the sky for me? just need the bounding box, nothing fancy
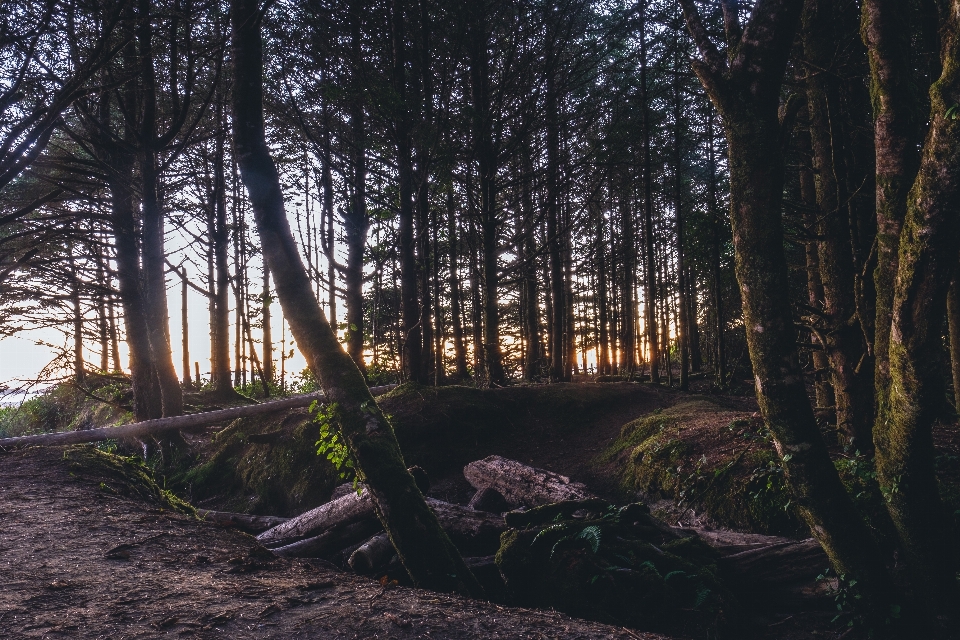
[0,276,309,404]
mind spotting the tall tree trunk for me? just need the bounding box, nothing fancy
[69,251,84,382]
[597,203,610,376]
[687,267,703,373]
[803,0,872,447]
[674,54,690,391]
[708,107,727,387]
[101,75,162,420]
[446,189,469,380]
[878,0,960,614]
[949,276,960,411]
[468,9,504,386]
[521,151,541,381]
[230,0,481,597]
[862,0,921,414]
[344,60,369,377]
[680,0,888,611]
[640,4,659,383]
[262,263,273,389]
[799,125,834,408]
[137,0,182,417]
[178,267,191,386]
[546,49,565,382]
[391,0,421,384]
[210,98,235,397]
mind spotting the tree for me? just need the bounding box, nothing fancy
[229,0,482,597]
[678,0,889,608]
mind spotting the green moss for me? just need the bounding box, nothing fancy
[173,412,341,516]
[63,446,194,515]
[603,403,805,536]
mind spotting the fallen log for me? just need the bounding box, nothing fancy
[198,510,289,534]
[0,384,396,450]
[260,494,506,559]
[348,533,395,573]
[271,520,383,558]
[425,497,506,555]
[463,455,596,506]
[256,488,373,547]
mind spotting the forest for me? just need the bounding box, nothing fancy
[0,0,958,638]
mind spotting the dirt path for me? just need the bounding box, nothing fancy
[0,447,670,640]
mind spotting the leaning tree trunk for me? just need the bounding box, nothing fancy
[229,0,481,598]
[679,0,888,615]
[878,1,960,614]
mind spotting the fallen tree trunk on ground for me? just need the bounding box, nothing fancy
[0,385,396,450]
[257,488,373,547]
[464,455,596,506]
[271,520,383,558]
[197,510,289,534]
[260,494,506,559]
[348,533,395,573]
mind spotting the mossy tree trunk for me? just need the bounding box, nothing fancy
[948,276,960,409]
[803,0,874,448]
[877,0,960,613]
[229,0,482,598]
[861,0,921,427]
[679,0,888,611]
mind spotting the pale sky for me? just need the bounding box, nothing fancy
[0,265,310,402]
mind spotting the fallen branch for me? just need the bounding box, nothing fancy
[0,384,396,450]
[197,510,290,534]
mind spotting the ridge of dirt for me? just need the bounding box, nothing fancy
[0,446,673,640]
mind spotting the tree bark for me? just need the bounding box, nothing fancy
[229,0,481,597]
[707,107,727,387]
[640,4,659,383]
[879,1,960,612]
[137,0,182,418]
[391,0,422,385]
[446,190,469,380]
[803,0,872,447]
[680,0,888,612]
[798,120,834,408]
[673,47,690,391]
[861,0,921,414]
[210,96,235,398]
[949,276,960,410]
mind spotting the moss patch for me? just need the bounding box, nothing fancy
[602,400,806,536]
[173,410,340,516]
[63,445,194,515]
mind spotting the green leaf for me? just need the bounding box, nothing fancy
[577,525,601,553]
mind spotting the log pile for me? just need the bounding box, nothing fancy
[202,455,829,608]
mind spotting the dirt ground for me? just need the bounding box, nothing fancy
[0,446,668,640]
